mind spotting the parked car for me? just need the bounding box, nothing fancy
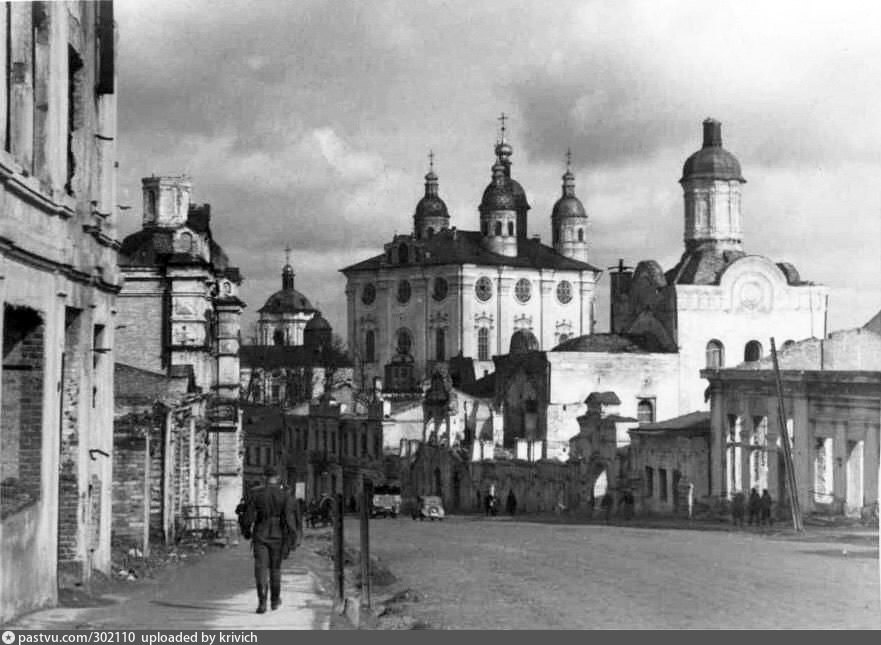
[370,485,402,518]
[412,495,445,521]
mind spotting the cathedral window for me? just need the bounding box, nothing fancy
[396,329,412,356]
[508,221,514,236]
[435,328,446,362]
[365,330,375,363]
[706,340,724,369]
[361,283,376,305]
[397,280,411,304]
[477,327,490,361]
[744,340,763,362]
[577,228,584,242]
[637,399,655,424]
[556,281,572,304]
[433,277,448,301]
[494,221,502,236]
[514,278,532,303]
[475,277,493,302]
[273,329,284,346]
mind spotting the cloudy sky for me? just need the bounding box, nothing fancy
[115,0,881,339]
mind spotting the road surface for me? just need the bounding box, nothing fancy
[352,516,880,629]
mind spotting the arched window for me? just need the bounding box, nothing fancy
[744,340,763,362]
[398,244,409,264]
[273,329,285,346]
[365,330,375,363]
[435,327,446,362]
[782,339,795,351]
[507,221,514,236]
[577,228,584,242]
[494,221,502,236]
[706,339,725,369]
[396,329,412,356]
[477,327,490,361]
[637,399,654,424]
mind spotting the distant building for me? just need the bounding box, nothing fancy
[116,175,246,519]
[341,126,601,393]
[0,1,118,622]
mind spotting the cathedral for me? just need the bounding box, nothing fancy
[341,121,602,391]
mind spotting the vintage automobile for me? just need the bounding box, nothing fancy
[411,495,445,521]
[370,485,402,518]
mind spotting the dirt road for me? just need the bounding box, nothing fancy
[352,516,879,629]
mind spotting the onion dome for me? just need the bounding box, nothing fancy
[552,156,587,219]
[305,312,331,331]
[479,160,517,213]
[414,167,449,219]
[304,312,333,350]
[681,118,745,183]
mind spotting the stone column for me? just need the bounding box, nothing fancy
[709,384,726,498]
[864,422,879,506]
[764,404,780,499]
[740,415,752,493]
[833,422,847,513]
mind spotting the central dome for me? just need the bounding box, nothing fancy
[258,288,315,314]
[681,119,745,183]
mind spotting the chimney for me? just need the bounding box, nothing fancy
[702,118,722,148]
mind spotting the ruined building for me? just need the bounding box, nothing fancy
[115,175,245,524]
[1,1,118,622]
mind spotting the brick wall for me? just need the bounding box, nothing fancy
[112,425,149,544]
[1,305,45,519]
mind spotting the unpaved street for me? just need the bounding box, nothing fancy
[352,517,880,629]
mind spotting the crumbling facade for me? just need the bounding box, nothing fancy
[0,1,118,623]
[116,175,245,520]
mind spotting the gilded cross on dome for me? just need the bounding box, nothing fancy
[497,112,508,142]
[428,149,435,172]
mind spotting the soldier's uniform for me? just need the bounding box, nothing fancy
[242,468,298,613]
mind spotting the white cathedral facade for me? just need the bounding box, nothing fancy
[342,133,602,391]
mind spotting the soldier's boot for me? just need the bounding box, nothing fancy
[270,570,282,610]
[256,583,268,614]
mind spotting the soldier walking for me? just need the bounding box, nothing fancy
[241,466,299,614]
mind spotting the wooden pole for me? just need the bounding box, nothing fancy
[359,476,372,610]
[770,337,804,532]
[333,492,345,606]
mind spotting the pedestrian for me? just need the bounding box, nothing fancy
[241,465,299,614]
[506,489,517,516]
[747,488,760,526]
[731,491,745,528]
[235,495,248,537]
[601,492,614,523]
[758,489,770,526]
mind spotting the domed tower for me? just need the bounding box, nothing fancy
[304,312,333,352]
[257,248,316,346]
[494,114,530,240]
[479,157,519,257]
[680,118,746,253]
[413,151,450,240]
[551,151,589,262]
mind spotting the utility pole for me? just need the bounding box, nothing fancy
[770,337,804,532]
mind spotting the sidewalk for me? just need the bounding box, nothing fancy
[4,542,332,631]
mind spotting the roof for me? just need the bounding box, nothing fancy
[864,309,881,335]
[458,372,495,398]
[241,403,286,438]
[258,288,315,314]
[680,119,745,183]
[666,249,745,285]
[240,344,352,369]
[585,391,621,406]
[631,411,710,434]
[114,362,195,406]
[341,229,601,274]
[552,332,674,354]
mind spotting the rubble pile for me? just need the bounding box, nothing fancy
[110,536,217,582]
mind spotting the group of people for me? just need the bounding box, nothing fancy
[730,488,774,528]
[235,466,302,614]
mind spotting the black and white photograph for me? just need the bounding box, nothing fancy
[0,0,879,631]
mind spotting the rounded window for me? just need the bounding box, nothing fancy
[556,280,573,304]
[361,283,376,305]
[514,278,532,303]
[475,276,493,302]
[397,280,411,304]
[433,277,448,302]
